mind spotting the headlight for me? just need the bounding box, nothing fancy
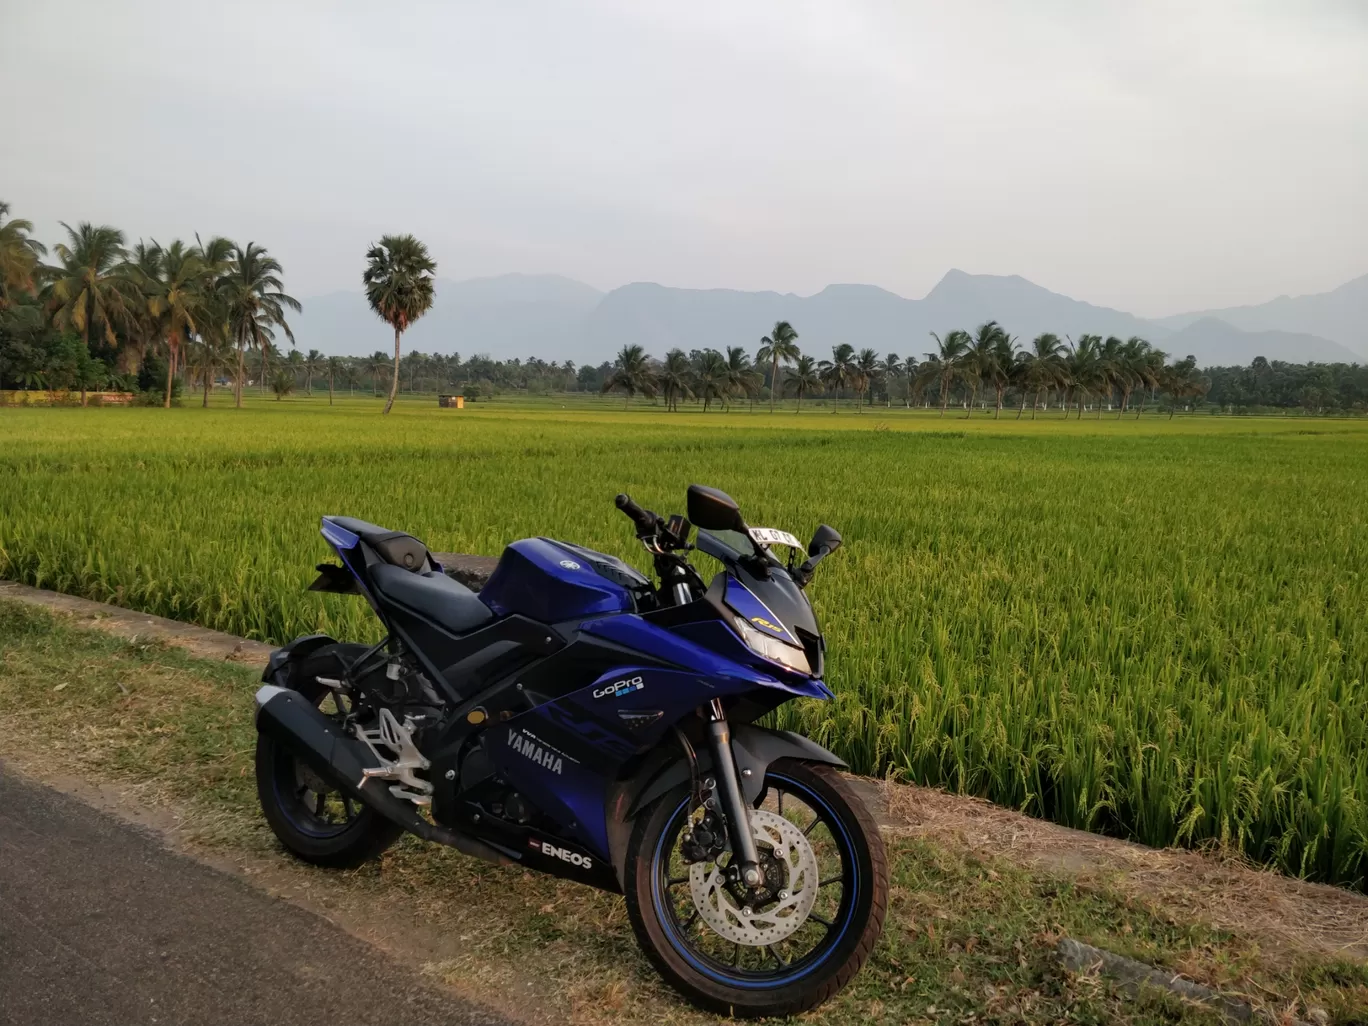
[733,615,811,675]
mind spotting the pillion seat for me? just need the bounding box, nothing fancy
[369,563,496,636]
[328,516,433,571]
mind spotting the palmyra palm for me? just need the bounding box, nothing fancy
[364,234,436,415]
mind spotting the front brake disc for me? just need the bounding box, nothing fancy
[688,808,819,946]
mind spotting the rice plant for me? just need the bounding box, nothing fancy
[2,401,1365,885]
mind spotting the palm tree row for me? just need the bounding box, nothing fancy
[600,319,1209,418]
[918,322,1206,419]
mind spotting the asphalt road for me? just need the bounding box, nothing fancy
[0,764,513,1026]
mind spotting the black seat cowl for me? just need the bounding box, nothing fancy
[369,563,496,636]
[328,516,432,572]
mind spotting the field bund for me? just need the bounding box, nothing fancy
[2,399,1365,886]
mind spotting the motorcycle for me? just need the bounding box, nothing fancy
[253,484,886,1017]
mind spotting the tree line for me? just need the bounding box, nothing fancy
[601,322,1214,418]
[4,204,1363,415]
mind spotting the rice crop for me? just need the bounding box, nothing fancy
[2,399,1365,885]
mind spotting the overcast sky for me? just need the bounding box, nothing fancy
[3,0,1364,315]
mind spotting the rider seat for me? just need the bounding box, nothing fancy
[369,564,496,636]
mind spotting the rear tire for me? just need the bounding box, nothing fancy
[624,759,887,1017]
[255,645,403,869]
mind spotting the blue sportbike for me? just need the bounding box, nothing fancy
[254,484,887,1016]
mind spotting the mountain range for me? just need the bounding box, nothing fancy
[290,270,1367,368]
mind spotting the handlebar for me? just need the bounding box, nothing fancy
[615,493,660,536]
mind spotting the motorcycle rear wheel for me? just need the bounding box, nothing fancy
[255,649,403,868]
[624,759,887,1017]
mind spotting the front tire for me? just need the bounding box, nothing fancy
[624,759,887,1017]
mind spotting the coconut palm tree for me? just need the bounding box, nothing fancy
[0,202,47,308]
[366,352,388,396]
[601,343,657,408]
[819,343,856,404]
[44,222,129,360]
[363,234,436,415]
[919,330,971,416]
[326,356,343,405]
[1094,335,1127,418]
[693,350,729,412]
[659,348,694,412]
[961,321,1007,418]
[756,320,800,412]
[724,346,761,410]
[187,331,234,407]
[853,348,879,410]
[1134,344,1168,418]
[880,353,902,406]
[222,242,299,408]
[139,240,207,407]
[1017,333,1066,419]
[785,354,821,412]
[1112,336,1154,417]
[1065,334,1104,419]
[988,330,1018,418]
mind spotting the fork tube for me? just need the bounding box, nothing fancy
[707,699,763,888]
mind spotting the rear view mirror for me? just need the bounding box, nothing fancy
[808,524,842,557]
[794,524,842,588]
[687,484,746,533]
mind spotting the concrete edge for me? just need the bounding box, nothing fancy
[1057,938,1313,1025]
[0,581,276,665]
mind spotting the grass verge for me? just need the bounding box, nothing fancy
[1,597,1363,1025]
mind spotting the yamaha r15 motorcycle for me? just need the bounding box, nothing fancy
[253,484,887,1017]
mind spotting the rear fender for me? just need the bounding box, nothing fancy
[261,634,339,686]
[602,724,848,889]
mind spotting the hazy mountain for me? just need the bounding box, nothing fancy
[1159,274,1368,359]
[290,273,603,359]
[1161,318,1360,366]
[292,269,1362,369]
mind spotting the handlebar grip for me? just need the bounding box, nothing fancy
[615,493,657,533]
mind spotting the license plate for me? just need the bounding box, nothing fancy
[748,527,803,550]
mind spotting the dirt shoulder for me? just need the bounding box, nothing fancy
[1,591,1364,1025]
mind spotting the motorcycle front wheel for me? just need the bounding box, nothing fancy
[624,759,887,1018]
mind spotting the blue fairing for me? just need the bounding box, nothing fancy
[723,574,799,645]
[488,615,830,859]
[481,538,636,622]
[492,655,817,859]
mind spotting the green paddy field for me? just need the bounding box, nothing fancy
[2,397,1365,885]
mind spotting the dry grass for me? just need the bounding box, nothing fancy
[3,597,1366,1024]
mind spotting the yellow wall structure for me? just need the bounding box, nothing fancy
[0,390,136,407]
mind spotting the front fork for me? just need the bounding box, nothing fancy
[706,698,765,889]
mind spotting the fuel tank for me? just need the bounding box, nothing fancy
[480,538,644,623]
